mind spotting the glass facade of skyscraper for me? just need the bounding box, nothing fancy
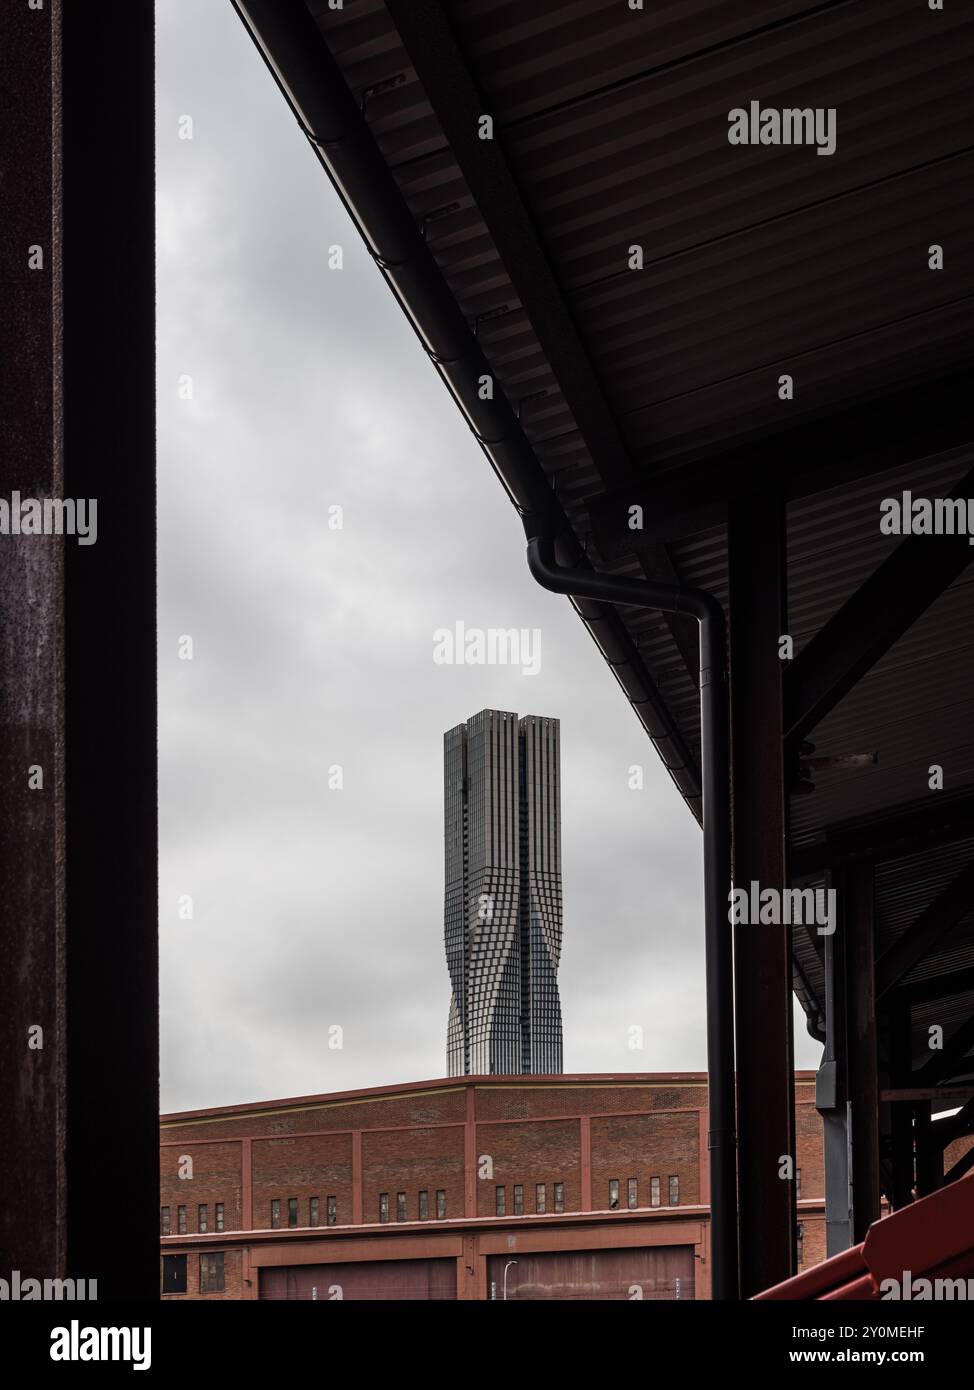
[444,710,563,1076]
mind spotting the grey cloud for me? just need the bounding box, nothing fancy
[157,0,821,1113]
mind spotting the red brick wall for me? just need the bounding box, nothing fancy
[162,1085,467,1143]
[361,1125,465,1224]
[160,1141,243,1235]
[474,1082,706,1122]
[798,1212,827,1270]
[796,1101,825,1200]
[591,1111,700,1208]
[475,1119,581,1215]
[160,1075,829,1299]
[252,1132,352,1229]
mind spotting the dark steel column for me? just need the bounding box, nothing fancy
[0,0,157,1296]
[62,0,158,1298]
[0,0,61,1285]
[728,495,795,1295]
[818,901,854,1256]
[839,861,882,1240]
[888,997,915,1210]
[914,1103,940,1196]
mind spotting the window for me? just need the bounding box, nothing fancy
[495,1186,506,1217]
[627,1178,638,1210]
[396,1192,407,1222]
[419,1190,429,1221]
[436,1190,446,1220]
[162,1254,186,1295]
[327,1195,337,1226]
[161,1206,171,1236]
[797,1222,805,1266]
[270,1199,281,1229]
[379,1192,389,1223]
[215,1202,224,1232]
[608,1178,620,1209]
[513,1184,524,1216]
[553,1182,564,1213]
[177,1205,187,1234]
[310,1197,319,1227]
[669,1175,679,1207]
[199,1251,225,1294]
[796,1167,802,1200]
[288,1197,298,1228]
[536,1183,546,1214]
[198,1203,208,1233]
[650,1177,660,1208]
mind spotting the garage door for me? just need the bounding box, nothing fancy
[259,1258,457,1300]
[486,1245,694,1300]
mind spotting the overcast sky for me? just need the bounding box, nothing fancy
[156,0,820,1114]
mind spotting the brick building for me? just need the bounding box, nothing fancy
[160,1072,827,1300]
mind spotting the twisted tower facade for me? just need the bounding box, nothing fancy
[444,710,563,1076]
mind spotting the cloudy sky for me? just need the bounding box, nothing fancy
[157,0,820,1114]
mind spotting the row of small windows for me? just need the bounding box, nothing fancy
[161,1203,224,1236]
[608,1176,680,1210]
[379,1190,447,1222]
[496,1182,565,1216]
[162,1174,698,1236]
[270,1196,337,1228]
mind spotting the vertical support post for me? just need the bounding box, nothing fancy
[839,861,881,1240]
[352,1131,363,1223]
[728,495,794,1295]
[580,1114,593,1210]
[698,1105,711,1205]
[818,874,853,1255]
[0,0,61,1287]
[0,0,157,1296]
[241,1138,253,1230]
[888,997,914,1210]
[62,0,157,1298]
[464,1084,477,1216]
[915,1103,942,1196]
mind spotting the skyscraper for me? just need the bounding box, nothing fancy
[444,709,563,1076]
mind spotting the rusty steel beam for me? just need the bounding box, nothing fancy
[0,0,157,1296]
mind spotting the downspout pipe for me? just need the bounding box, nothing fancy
[526,533,739,1302]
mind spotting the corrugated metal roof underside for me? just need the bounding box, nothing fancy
[302,0,974,1030]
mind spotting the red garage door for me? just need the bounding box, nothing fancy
[487,1246,694,1300]
[259,1258,457,1301]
